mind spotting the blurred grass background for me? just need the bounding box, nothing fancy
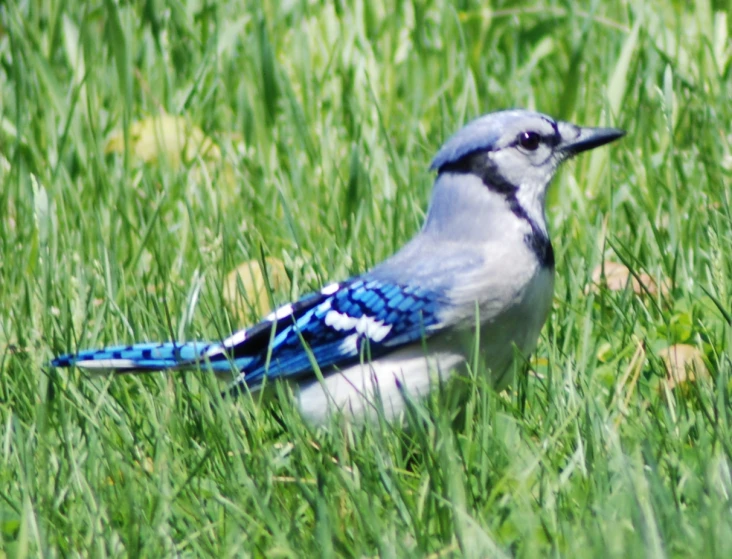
[1,0,731,556]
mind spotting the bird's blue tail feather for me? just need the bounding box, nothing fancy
[51,341,233,373]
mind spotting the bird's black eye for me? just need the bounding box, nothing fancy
[518,131,541,151]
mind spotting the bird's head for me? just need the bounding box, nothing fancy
[430,109,625,204]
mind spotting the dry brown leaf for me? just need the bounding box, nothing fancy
[142,456,154,474]
[105,111,221,167]
[589,261,669,296]
[658,344,709,391]
[224,258,289,321]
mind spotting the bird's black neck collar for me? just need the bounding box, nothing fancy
[437,152,555,269]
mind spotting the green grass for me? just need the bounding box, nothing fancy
[1,0,731,556]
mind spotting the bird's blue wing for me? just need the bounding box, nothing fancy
[51,277,451,387]
[205,277,450,389]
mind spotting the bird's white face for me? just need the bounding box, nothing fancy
[487,116,568,181]
[484,115,567,234]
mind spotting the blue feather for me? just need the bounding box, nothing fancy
[51,341,231,371]
[218,278,448,387]
[52,277,450,391]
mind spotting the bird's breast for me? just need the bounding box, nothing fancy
[445,250,555,389]
[480,263,554,388]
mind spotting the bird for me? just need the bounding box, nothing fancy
[52,110,624,424]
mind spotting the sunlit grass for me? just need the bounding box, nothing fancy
[1,0,731,556]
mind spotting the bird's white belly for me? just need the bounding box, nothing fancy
[295,344,466,425]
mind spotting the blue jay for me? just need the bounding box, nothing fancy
[52,110,624,424]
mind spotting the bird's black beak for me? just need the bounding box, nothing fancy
[558,123,626,156]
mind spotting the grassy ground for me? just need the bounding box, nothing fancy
[1,0,731,556]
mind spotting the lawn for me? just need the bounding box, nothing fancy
[1,0,731,556]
